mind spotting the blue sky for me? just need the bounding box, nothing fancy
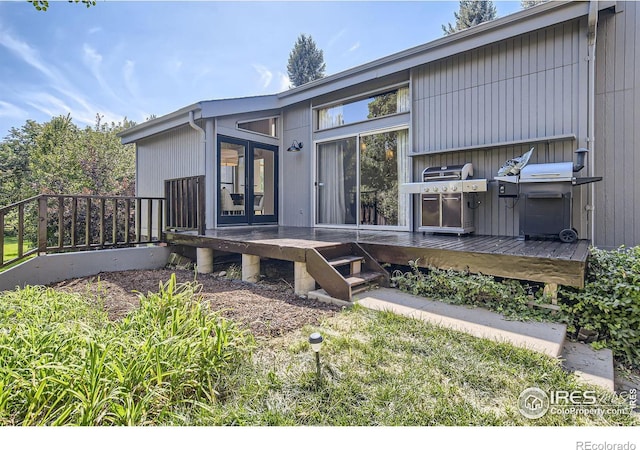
[0,0,522,138]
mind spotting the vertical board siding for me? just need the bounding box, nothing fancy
[282,102,312,227]
[594,3,640,248]
[413,20,582,154]
[412,142,576,237]
[410,19,587,238]
[137,124,204,233]
[137,124,204,198]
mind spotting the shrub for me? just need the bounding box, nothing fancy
[0,274,253,425]
[390,260,552,321]
[559,246,640,368]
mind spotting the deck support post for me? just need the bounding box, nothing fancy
[294,261,316,296]
[543,282,559,305]
[196,248,214,274]
[242,254,260,283]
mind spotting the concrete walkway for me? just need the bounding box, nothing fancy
[309,287,616,391]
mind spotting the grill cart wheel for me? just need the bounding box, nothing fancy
[559,228,578,243]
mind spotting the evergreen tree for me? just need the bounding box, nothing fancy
[521,0,547,9]
[286,34,326,88]
[443,0,498,35]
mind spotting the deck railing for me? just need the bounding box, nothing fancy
[165,175,205,235]
[1,194,164,269]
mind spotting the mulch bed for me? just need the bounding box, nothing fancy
[49,267,342,339]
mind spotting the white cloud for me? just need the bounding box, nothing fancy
[252,64,273,89]
[123,59,138,97]
[0,27,56,80]
[83,43,103,67]
[0,27,130,130]
[0,101,27,119]
[278,73,291,92]
[25,92,73,119]
[88,26,102,34]
[327,28,347,48]
[349,42,361,52]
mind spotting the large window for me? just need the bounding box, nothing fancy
[315,129,409,228]
[317,86,409,130]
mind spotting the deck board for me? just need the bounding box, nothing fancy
[166,227,589,288]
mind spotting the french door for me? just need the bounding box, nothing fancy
[217,136,278,225]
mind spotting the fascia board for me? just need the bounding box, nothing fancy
[118,104,202,144]
[277,0,615,107]
[199,95,280,118]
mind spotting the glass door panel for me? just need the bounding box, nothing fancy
[218,139,247,225]
[218,137,278,225]
[360,130,399,226]
[315,129,409,229]
[249,144,278,223]
[316,137,357,225]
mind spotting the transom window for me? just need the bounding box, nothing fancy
[317,86,409,130]
[237,117,278,138]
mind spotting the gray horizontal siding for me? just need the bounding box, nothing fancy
[413,19,585,154]
[594,3,640,248]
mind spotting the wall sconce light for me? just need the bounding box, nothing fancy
[287,140,303,152]
[309,332,323,386]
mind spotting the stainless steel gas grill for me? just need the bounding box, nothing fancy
[401,163,488,234]
[495,148,602,243]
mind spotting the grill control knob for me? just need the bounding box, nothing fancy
[451,185,458,192]
[442,186,448,192]
[433,187,439,192]
[424,187,430,193]
[472,184,478,191]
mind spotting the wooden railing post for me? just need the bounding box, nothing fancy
[198,175,205,235]
[0,210,4,264]
[38,195,48,255]
[17,203,24,258]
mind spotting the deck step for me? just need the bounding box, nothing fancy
[327,255,364,267]
[345,271,385,287]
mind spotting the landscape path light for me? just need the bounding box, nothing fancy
[308,332,323,386]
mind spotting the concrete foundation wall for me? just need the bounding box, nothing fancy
[0,246,171,292]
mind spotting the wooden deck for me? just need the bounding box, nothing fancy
[165,226,591,288]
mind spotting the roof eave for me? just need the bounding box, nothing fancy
[118,103,202,144]
[276,0,615,105]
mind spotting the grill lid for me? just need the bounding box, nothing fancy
[519,162,574,183]
[422,163,473,181]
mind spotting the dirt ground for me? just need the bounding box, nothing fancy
[49,260,342,339]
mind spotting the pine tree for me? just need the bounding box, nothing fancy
[443,0,498,35]
[521,0,547,9]
[286,34,326,88]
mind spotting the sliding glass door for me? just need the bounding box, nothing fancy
[217,136,278,225]
[316,137,357,225]
[315,129,409,229]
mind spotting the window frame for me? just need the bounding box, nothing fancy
[313,82,410,132]
[235,115,280,138]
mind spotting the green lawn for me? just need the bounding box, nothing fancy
[1,235,34,270]
[0,277,637,426]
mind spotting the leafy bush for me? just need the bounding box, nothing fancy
[559,246,640,367]
[390,261,552,321]
[0,274,253,425]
